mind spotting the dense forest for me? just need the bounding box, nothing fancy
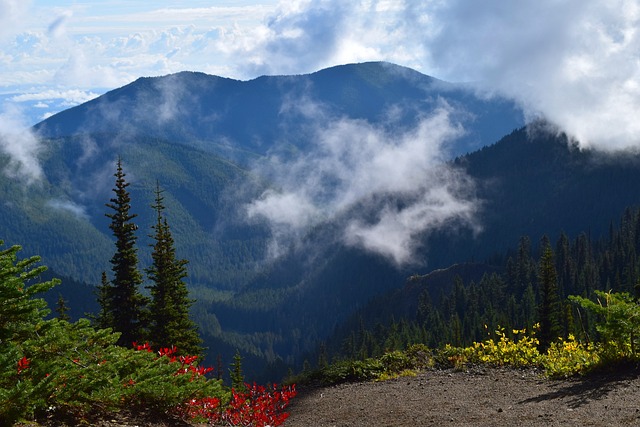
[322,205,640,365]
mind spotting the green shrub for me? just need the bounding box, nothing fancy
[570,291,640,363]
[405,343,434,369]
[16,318,228,421]
[0,242,229,424]
[434,344,476,370]
[379,350,413,373]
[320,358,385,383]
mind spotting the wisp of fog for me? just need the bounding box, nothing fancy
[0,104,43,184]
[246,100,481,266]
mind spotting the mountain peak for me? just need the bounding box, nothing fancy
[34,62,523,159]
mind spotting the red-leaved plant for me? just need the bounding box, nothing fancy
[183,383,297,427]
[133,342,296,426]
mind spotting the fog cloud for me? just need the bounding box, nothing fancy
[0,0,30,41]
[422,0,640,150]
[246,101,481,265]
[7,0,640,152]
[0,104,43,184]
[47,198,88,220]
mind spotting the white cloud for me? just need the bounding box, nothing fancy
[346,173,478,266]
[11,89,99,104]
[221,0,640,151]
[0,103,43,184]
[226,0,420,77]
[246,101,481,265]
[47,198,88,220]
[7,0,640,154]
[0,0,31,41]
[420,0,640,150]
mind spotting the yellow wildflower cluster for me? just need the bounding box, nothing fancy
[469,325,541,368]
[543,334,600,378]
[439,325,602,378]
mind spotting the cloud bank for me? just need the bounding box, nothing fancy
[246,102,481,266]
[420,0,640,151]
[0,0,30,41]
[3,0,639,261]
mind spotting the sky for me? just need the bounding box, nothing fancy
[2,0,640,266]
[2,0,640,147]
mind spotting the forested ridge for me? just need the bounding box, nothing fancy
[323,205,640,365]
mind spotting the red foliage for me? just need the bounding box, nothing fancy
[17,356,30,374]
[184,383,297,427]
[132,342,297,425]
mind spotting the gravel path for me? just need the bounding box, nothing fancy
[285,367,640,427]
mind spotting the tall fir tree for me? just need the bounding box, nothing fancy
[103,157,148,347]
[536,236,563,351]
[145,181,203,356]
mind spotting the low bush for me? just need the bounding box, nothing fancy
[0,242,295,426]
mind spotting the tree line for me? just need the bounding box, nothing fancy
[327,206,640,364]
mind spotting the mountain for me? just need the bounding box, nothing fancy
[3,62,524,377]
[34,62,524,160]
[17,62,524,290]
[7,62,640,381]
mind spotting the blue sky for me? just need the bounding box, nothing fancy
[2,0,640,150]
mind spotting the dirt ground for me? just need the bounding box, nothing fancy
[285,367,640,427]
[23,366,640,426]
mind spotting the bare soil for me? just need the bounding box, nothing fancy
[285,366,640,427]
[23,366,640,426]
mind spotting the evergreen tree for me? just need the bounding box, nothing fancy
[55,294,71,322]
[229,350,246,391]
[537,236,563,351]
[93,271,113,330]
[0,242,59,424]
[0,242,59,344]
[103,158,148,347]
[145,182,203,356]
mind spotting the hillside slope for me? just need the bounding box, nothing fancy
[22,367,640,426]
[253,126,640,371]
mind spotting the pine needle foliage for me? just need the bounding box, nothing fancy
[0,241,227,425]
[102,157,149,347]
[537,236,563,351]
[0,243,59,344]
[145,181,203,356]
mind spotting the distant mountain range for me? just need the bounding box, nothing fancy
[5,61,640,380]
